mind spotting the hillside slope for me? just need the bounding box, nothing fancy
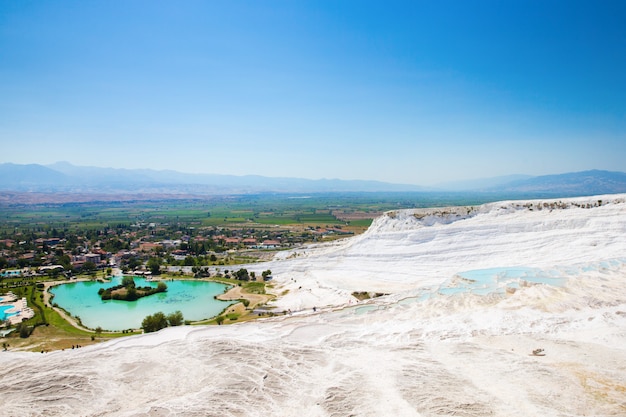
[1,195,625,417]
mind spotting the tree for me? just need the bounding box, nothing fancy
[95,326,103,337]
[156,281,167,292]
[147,257,161,275]
[126,286,138,301]
[235,268,249,281]
[17,323,31,338]
[59,254,72,271]
[82,261,97,276]
[141,312,168,333]
[126,256,141,271]
[167,310,184,326]
[121,276,136,288]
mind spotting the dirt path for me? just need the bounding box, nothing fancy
[216,285,273,308]
[43,279,94,332]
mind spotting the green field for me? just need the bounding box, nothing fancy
[0,190,527,351]
[0,191,516,235]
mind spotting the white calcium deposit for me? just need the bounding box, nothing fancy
[1,195,625,416]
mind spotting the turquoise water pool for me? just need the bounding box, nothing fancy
[438,259,626,297]
[50,277,235,331]
[447,266,567,296]
[0,305,17,321]
[354,259,626,314]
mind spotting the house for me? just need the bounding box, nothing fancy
[44,238,61,246]
[224,237,241,245]
[138,242,162,253]
[19,252,36,261]
[242,238,257,246]
[39,265,64,273]
[85,253,102,264]
[160,239,181,249]
[260,240,281,249]
[0,239,15,248]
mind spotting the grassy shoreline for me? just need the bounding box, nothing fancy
[1,274,274,352]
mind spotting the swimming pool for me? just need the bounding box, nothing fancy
[0,304,17,321]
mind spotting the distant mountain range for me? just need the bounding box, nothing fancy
[0,162,625,197]
[0,162,427,194]
[434,174,535,191]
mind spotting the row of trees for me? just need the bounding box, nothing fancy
[230,268,271,281]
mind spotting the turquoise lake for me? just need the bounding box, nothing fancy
[50,277,234,331]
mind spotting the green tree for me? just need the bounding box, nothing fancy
[126,286,138,301]
[141,312,168,333]
[121,276,136,288]
[17,323,31,338]
[83,261,97,276]
[59,254,72,271]
[147,257,161,275]
[167,310,184,326]
[235,268,249,281]
[126,257,141,271]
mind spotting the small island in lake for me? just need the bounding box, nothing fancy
[98,276,167,301]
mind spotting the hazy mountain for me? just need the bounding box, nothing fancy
[1,163,624,196]
[489,170,626,195]
[0,162,427,194]
[0,163,69,188]
[435,174,534,191]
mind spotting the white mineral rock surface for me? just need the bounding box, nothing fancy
[1,194,625,416]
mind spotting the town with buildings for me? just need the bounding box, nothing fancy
[0,221,353,282]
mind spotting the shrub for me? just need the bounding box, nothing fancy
[141,312,168,333]
[17,323,31,338]
[166,310,184,326]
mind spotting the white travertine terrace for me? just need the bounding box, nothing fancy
[1,194,625,416]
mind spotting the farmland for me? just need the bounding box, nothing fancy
[0,191,509,351]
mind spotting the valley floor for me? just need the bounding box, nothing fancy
[1,194,625,416]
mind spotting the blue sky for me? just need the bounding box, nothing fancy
[1,1,624,185]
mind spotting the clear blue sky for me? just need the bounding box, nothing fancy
[1,1,624,185]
